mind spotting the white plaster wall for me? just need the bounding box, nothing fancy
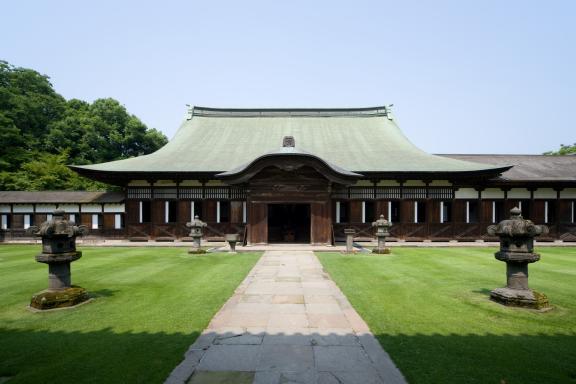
[58,204,80,213]
[377,180,400,186]
[180,180,202,186]
[354,180,373,186]
[561,188,576,199]
[429,180,452,186]
[481,188,505,199]
[205,180,225,186]
[13,204,34,213]
[104,203,125,213]
[404,180,426,186]
[455,188,478,199]
[81,204,102,213]
[533,188,557,199]
[35,204,57,213]
[507,188,530,199]
[128,180,151,186]
[155,180,177,186]
[0,205,10,213]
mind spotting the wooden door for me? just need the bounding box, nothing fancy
[311,202,331,245]
[249,202,267,244]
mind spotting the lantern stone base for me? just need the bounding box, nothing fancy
[490,287,550,310]
[372,248,392,254]
[30,286,89,310]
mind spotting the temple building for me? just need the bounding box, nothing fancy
[2,106,576,243]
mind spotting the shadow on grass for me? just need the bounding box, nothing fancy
[88,289,119,298]
[374,332,576,384]
[472,288,493,296]
[0,327,200,384]
[1,327,575,384]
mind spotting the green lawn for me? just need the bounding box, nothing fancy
[317,247,576,384]
[0,245,261,384]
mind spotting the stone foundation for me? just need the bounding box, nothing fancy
[30,286,89,310]
[490,287,549,310]
[371,248,391,254]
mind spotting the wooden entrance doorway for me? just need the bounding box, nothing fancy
[268,204,311,243]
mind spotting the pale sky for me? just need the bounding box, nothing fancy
[2,0,575,154]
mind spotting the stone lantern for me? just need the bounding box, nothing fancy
[487,207,549,309]
[344,228,356,253]
[186,215,207,254]
[28,209,89,310]
[225,233,240,253]
[372,214,393,254]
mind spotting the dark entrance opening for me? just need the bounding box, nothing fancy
[268,204,311,243]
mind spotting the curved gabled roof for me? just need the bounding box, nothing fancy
[217,144,362,185]
[71,106,509,175]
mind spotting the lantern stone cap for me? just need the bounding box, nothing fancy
[372,214,392,227]
[186,215,207,228]
[487,208,548,237]
[28,209,86,238]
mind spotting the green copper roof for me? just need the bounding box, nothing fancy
[72,106,507,174]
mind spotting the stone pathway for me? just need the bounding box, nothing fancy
[165,251,406,384]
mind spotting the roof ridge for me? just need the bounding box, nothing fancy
[191,105,392,118]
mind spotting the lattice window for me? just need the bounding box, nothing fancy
[429,188,454,200]
[205,187,229,199]
[403,188,427,199]
[230,187,247,200]
[376,187,401,199]
[153,188,177,199]
[349,187,374,200]
[179,187,203,199]
[127,188,152,199]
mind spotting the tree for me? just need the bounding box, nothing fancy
[0,152,108,191]
[0,61,66,171]
[544,144,576,156]
[0,60,168,190]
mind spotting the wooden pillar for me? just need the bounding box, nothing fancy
[554,188,563,239]
[177,200,191,238]
[529,187,536,222]
[476,187,487,238]
[451,186,457,238]
[424,182,431,239]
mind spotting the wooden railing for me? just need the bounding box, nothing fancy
[332,223,373,242]
[204,223,246,241]
[2,222,575,242]
[127,224,151,238]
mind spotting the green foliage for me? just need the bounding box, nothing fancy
[0,152,110,191]
[544,143,576,155]
[0,60,168,190]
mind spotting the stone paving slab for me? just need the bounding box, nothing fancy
[164,250,407,384]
